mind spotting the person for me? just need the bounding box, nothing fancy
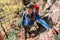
[33,1,39,13]
[21,4,58,39]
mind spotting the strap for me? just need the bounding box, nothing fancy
[24,11,36,21]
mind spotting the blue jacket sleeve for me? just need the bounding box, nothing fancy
[21,12,25,26]
[35,14,50,30]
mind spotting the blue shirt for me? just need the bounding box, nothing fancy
[22,11,50,30]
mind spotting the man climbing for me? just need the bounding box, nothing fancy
[21,4,58,40]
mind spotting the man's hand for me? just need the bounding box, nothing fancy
[49,28,58,35]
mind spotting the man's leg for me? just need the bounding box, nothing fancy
[25,26,30,39]
[25,27,27,40]
[21,26,30,40]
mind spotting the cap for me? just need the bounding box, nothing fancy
[26,4,34,9]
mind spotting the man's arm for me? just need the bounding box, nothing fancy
[35,14,50,30]
[21,12,26,26]
[35,14,58,35]
[21,11,29,27]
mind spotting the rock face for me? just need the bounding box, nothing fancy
[0,0,25,40]
[34,0,60,40]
